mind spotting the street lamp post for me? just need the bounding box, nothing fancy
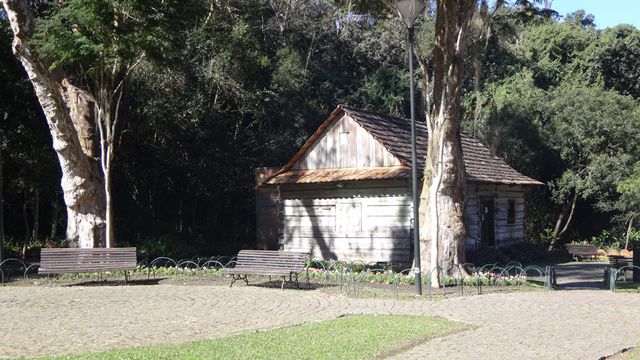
[394,0,425,296]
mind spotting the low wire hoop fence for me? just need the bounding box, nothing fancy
[1,255,562,300]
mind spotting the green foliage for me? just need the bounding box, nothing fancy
[617,162,640,218]
[520,21,597,88]
[133,235,201,260]
[593,25,640,99]
[467,8,640,240]
[42,315,461,360]
[537,228,559,246]
[32,0,202,72]
[347,67,409,116]
[571,229,624,250]
[544,85,640,212]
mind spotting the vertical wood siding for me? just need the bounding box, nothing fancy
[465,184,526,250]
[280,183,527,263]
[293,115,401,169]
[281,186,412,263]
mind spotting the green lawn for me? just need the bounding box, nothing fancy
[41,315,462,360]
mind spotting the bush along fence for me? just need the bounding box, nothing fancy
[1,256,559,299]
[325,261,558,300]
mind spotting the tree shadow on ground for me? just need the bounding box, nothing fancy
[65,278,163,287]
[245,279,340,291]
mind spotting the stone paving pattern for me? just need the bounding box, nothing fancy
[0,263,639,359]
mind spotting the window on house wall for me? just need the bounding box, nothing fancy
[507,199,515,224]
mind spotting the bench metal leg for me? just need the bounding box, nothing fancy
[230,274,249,288]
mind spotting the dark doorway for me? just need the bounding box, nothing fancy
[480,198,495,247]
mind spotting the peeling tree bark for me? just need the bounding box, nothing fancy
[419,0,475,287]
[2,0,106,248]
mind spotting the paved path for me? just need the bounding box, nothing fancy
[391,291,640,360]
[0,284,639,359]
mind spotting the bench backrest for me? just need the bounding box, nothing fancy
[39,247,137,274]
[565,244,598,255]
[608,255,633,268]
[235,250,308,273]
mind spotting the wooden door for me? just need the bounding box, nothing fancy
[480,199,496,247]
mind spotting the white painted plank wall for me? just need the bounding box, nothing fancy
[293,115,401,169]
[282,183,528,262]
[282,188,411,263]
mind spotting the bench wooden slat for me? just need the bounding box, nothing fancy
[38,248,137,275]
[223,250,309,278]
[565,244,599,261]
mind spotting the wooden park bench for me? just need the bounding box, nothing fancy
[223,250,309,290]
[608,255,634,281]
[565,244,599,262]
[39,247,137,281]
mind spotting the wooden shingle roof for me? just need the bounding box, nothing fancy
[265,106,542,186]
[341,106,543,185]
[267,166,411,184]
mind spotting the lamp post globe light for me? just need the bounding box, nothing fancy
[394,0,425,296]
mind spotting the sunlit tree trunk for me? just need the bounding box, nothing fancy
[625,215,636,251]
[419,0,475,286]
[2,0,106,248]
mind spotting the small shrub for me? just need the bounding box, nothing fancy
[589,229,623,250]
[537,228,559,247]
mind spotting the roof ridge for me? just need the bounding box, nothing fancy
[340,105,414,123]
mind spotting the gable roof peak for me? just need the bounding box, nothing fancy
[265,105,543,186]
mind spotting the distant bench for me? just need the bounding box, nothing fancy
[608,255,634,280]
[39,247,137,281]
[565,244,599,262]
[223,250,309,290]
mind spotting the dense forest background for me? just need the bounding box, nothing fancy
[1,0,639,259]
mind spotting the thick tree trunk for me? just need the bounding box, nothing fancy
[2,0,106,248]
[419,0,475,287]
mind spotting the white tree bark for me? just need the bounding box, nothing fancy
[2,0,106,248]
[419,0,475,286]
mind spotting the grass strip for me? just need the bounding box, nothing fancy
[40,315,462,360]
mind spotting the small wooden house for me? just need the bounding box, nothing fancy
[256,106,542,263]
